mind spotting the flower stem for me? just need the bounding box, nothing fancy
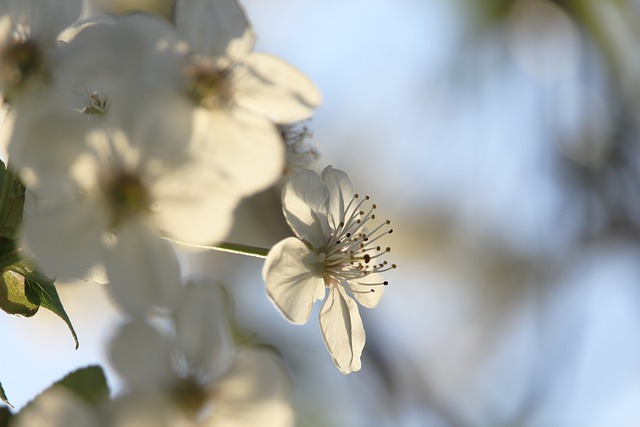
[166,238,270,259]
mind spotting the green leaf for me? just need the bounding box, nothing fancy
[0,160,25,241]
[0,382,11,409]
[1,260,79,348]
[18,366,110,418]
[53,366,109,408]
[0,238,21,272]
[23,274,79,349]
[0,269,39,317]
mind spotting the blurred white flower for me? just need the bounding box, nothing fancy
[110,282,294,427]
[22,126,240,316]
[164,0,322,196]
[0,0,82,99]
[263,166,395,374]
[10,387,100,427]
[2,12,189,176]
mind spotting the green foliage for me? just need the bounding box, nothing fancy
[14,365,110,421]
[0,160,24,241]
[0,160,79,349]
[8,261,79,349]
[51,365,110,408]
[0,268,39,316]
[0,382,11,409]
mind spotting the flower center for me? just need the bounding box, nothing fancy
[171,376,209,418]
[184,62,233,109]
[0,38,43,95]
[103,170,151,229]
[323,194,396,293]
[78,91,109,116]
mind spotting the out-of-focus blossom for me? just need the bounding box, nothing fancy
[2,12,189,176]
[162,0,322,196]
[0,0,82,100]
[109,282,294,427]
[263,166,395,373]
[21,125,239,316]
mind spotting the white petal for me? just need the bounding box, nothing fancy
[190,108,284,196]
[151,160,239,245]
[282,169,330,248]
[0,0,83,42]
[21,191,105,280]
[109,319,174,390]
[6,95,90,186]
[110,393,175,427]
[319,286,365,374]
[54,13,187,107]
[263,237,326,324]
[12,387,98,427]
[175,0,255,64]
[320,166,354,227]
[105,219,182,316]
[174,282,233,376]
[210,347,294,427]
[234,53,322,123]
[348,275,385,308]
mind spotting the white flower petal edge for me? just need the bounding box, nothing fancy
[174,282,233,377]
[281,170,329,248]
[263,237,326,324]
[21,189,105,280]
[235,53,323,123]
[211,347,294,427]
[109,319,174,391]
[104,218,182,317]
[319,285,365,374]
[174,0,255,66]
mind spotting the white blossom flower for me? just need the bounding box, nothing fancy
[21,124,240,316]
[2,12,189,177]
[151,0,323,197]
[263,166,395,373]
[0,0,82,100]
[109,282,294,427]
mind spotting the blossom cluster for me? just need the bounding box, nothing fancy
[0,0,395,423]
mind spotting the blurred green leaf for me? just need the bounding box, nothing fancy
[18,366,110,419]
[18,265,79,349]
[0,269,39,316]
[0,382,11,409]
[0,160,25,241]
[53,365,109,408]
[0,238,20,272]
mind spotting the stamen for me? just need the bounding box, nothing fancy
[321,190,395,292]
[184,61,233,109]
